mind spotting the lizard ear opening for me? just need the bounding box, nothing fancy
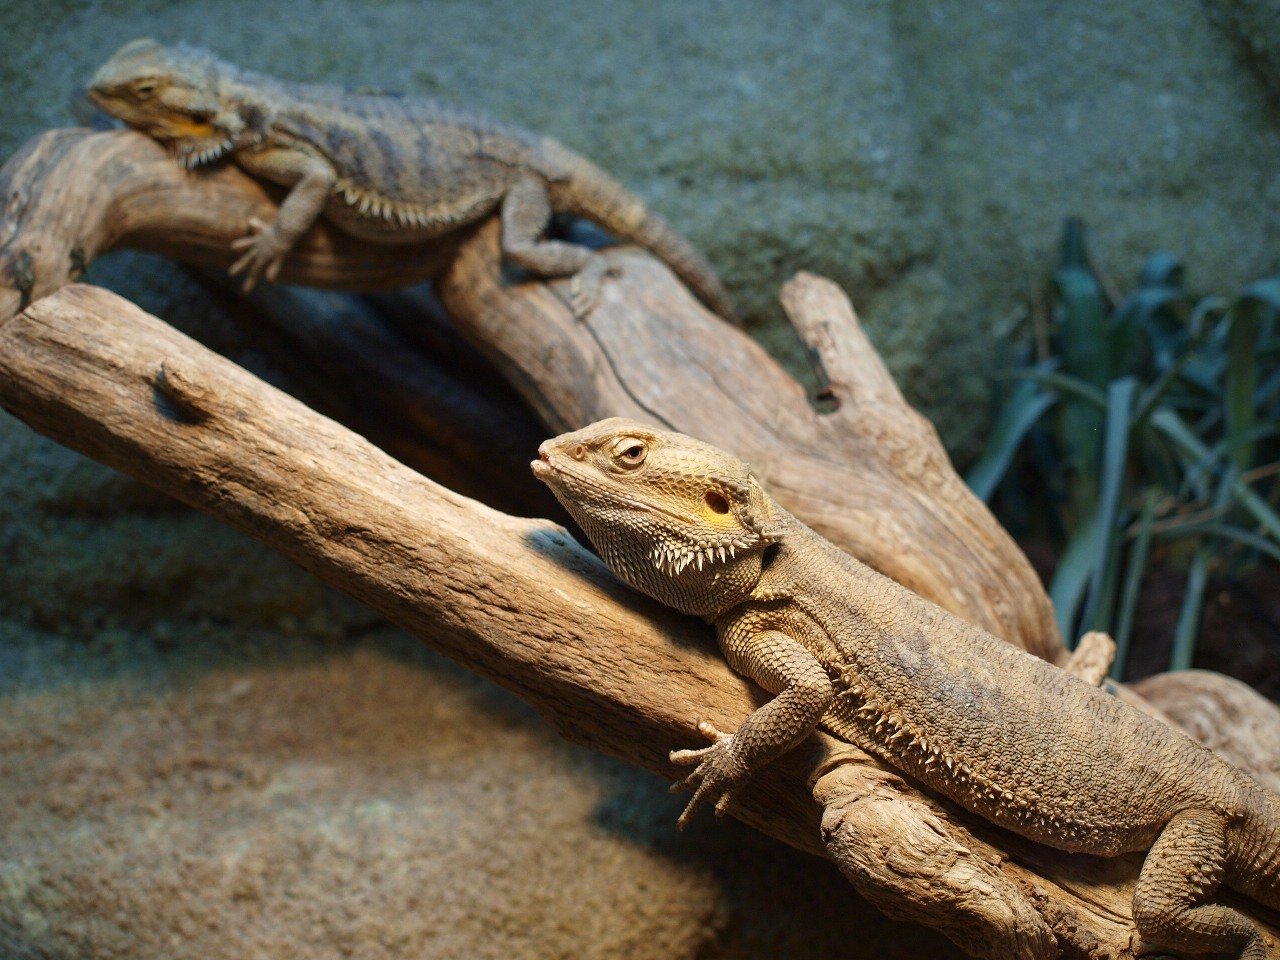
[705,490,730,514]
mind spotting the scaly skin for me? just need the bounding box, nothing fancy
[533,418,1280,960]
[86,39,735,318]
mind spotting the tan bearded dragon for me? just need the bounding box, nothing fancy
[532,417,1280,960]
[87,39,735,318]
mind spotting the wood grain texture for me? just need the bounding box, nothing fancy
[5,129,1280,959]
[438,221,1065,663]
[0,127,1062,662]
[4,285,1280,960]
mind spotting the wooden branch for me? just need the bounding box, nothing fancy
[436,221,1065,663]
[202,279,560,519]
[0,128,465,321]
[0,127,1064,664]
[6,284,1280,960]
[1060,630,1115,687]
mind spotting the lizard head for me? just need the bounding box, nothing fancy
[88,39,248,168]
[532,418,781,617]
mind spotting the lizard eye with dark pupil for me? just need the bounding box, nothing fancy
[705,491,730,514]
[614,440,647,467]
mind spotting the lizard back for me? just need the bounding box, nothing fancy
[248,76,564,226]
[747,512,1254,854]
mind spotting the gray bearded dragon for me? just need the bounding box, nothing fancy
[532,417,1280,960]
[86,39,735,318]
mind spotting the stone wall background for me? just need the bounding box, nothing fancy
[2,2,1277,957]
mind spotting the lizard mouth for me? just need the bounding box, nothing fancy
[530,451,660,516]
[530,453,554,479]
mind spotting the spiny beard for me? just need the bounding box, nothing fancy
[175,136,234,169]
[648,534,758,578]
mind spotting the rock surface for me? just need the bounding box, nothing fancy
[1,1,1278,957]
[1205,0,1280,102]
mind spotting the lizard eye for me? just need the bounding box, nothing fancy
[611,437,648,468]
[132,79,159,99]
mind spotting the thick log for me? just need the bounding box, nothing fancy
[0,127,1063,663]
[5,284,1280,960]
[435,227,1065,662]
[207,280,559,518]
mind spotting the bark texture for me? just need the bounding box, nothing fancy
[3,285,1280,960]
[0,128,1060,661]
[4,128,1280,959]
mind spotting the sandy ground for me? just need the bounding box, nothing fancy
[0,614,957,959]
[1,0,1278,956]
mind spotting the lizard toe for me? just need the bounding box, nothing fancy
[567,257,611,318]
[670,743,717,766]
[695,720,731,743]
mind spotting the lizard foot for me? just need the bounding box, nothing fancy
[229,217,289,293]
[669,720,748,830]
[567,256,619,319]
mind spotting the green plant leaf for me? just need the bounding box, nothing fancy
[966,380,1058,502]
[1168,472,1235,671]
[1111,492,1158,680]
[1080,378,1136,630]
[1170,547,1211,672]
[1118,286,1186,371]
[1054,266,1111,386]
[1050,514,1101,645]
[1156,520,1280,564]
[1013,370,1107,409]
[1151,407,1280,539]
[1226,279,1280,472]
[1187,295,1228,340]
[1233,481,1280,543]
[1138,251,1184,289]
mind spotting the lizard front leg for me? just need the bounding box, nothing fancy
[229,148,337,291]
[500,175,613,317]
[670,627,833,829]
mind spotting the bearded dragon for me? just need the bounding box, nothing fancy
[86,39,735,318]
[532,418,1280,960]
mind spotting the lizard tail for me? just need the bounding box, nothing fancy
[1224,787,1280,910]
[544,147,738,322]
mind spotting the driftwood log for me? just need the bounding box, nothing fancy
[3,128,1280,959]
[0,128,1061,662]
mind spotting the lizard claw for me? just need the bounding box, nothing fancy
[228,216,288,292]
[567,255,616,319]
[669,720,745,829]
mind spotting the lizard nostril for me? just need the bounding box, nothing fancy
[572,444,586,460]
